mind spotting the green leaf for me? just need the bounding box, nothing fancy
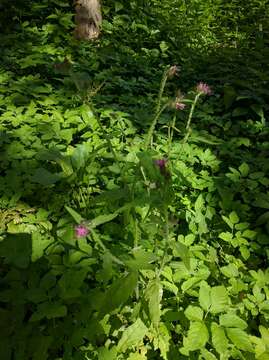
[199,283,229,314]
[219,314,247,330]
[117,318,148,353]
[32,232,54,262]
[58,268,88,299]
[127,353,146,360]
[200,348,218,360]
[90,212,119,228]
[98,346,117,360]
[240,246,250,260]
[32,168,61,185]
[211,286,229,314]
[199,281,211,312]
[99,272,138,316]
[0,233,31,269]
[145,278,163,328]
[226,328,253,352]
[30,302,67,321]
[71,143,92,170]
[173,240,190,269]
[242,229,256,240]
[195,194,205,212]
[222,215,234,229]
[152,322,170,360]
[239,163,249,177]
[229,211,239,224]
[125,249,156,271]
[184,305,204,321]
[182,277,201,292]
[211,323,229,354]
[220,264,239,278]
[219,232,233,243]
[65,206,83,224]
[183,321,209,352]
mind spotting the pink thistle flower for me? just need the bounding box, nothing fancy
[75,224,89,238]
[154,158,171,179]
[196,82,212,95]
[175,102,186,110]
[154,158,167,170]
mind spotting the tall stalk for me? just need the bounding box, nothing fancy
[183,92,201,143]
[145,66,171,149]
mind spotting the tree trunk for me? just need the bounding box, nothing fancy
[74,0,102,40]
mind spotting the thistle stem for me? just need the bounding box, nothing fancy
[183,93,201,143]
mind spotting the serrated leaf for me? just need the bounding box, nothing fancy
[0,233,31,269]
[259,326,269,346]
[90,212,119,228]
[242,229,256,240]
[211,323,229,354]
[117,318,147,353]
[184,305,204,321]
[30,303,67,322]
[98,346,117,360]
[32,168,61,185]
[145,278,163,328]
[226,328,253,352]
[182,277,201,292]
[195,194,205,212]
[152,322,170,360]
[229,211,239,224]
[239,163,249,177]
[125,248,156,271]
[220,264,239,278]
[219,232,233,243]
[32,232,54,262]
[200,348,218,360]
[199,281,211,312]
[99,272,138,317]
[173,240,190,269]
[222,215,234,229]
[65,206,82,224]
[211,286,229,314]
[219,314,247,329]
[183,321,209,351]
[240,246,250,260]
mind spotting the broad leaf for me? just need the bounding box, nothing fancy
[183,321,209,352]
[226,328,253,352]
[145,278,163,328]
[211,323,229,354]
[184,305,204,321]
[117,318,148,353]
[219,313,247,330]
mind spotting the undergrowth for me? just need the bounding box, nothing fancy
[0,1,269,359]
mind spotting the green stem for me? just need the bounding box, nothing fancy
[90,229,124,266]
[145,66,170,149]
[156,68,169,115]
[167,113,177,159]
[158,207,170,276]
[183,93,201,143]
[145,102,168,149]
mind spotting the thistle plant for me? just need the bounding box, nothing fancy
[183,82,212,143]
[145,65,180,149]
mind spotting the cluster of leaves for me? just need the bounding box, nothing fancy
[1,0,269,359]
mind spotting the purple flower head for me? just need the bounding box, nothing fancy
[75,224,89,238]
[196,82,212,95]
[175,102,186,110]
[167,65,180,78]
[155,158,167,170]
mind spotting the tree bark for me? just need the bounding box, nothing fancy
[74,0,102,40]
